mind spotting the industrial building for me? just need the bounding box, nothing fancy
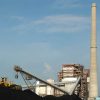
[34,64,89,100]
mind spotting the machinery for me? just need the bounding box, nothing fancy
[0,77,11,87]
[0,77,22,90]
[14,65,81,95]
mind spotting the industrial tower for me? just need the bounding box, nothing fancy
[89,3,98,99]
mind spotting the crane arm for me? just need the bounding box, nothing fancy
[14,65,69,95]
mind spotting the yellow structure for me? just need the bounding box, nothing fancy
[0,77,12,87]
[0,77,22,90]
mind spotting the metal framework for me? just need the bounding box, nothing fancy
[58,64,89,100]
[14,65,81,95]
[14,65,69,94]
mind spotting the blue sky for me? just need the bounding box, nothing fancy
[0,0,100,94]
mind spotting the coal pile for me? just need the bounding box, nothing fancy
[0,86,81,100]
[43,94,82,100]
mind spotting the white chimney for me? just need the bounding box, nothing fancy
[89,3,98,99]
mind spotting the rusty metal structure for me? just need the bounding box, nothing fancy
[58,64,89,100]
[58,64,83,81]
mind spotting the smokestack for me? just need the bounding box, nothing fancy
[89,3,98,98]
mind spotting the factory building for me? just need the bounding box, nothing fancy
[35,64,90,100]
[58,64,89,99]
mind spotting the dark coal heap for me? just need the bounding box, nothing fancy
[0,86,81,100]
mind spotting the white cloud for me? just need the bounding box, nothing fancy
[9,14,90,35]
[34,15,90,32]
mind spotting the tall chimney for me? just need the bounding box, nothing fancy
[89,3,98,98]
